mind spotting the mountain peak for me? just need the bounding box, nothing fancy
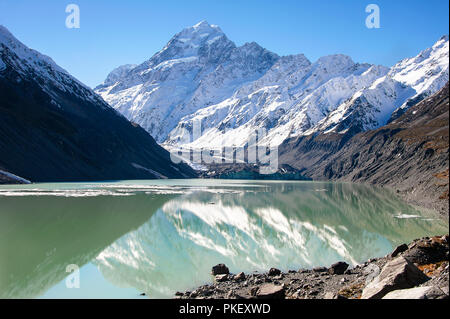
[241,41,264,50]
[0,25,13,39]
[233,42,279,65]
[99,64,137,88]
[314,54,355,73]
[178,20,224,38]
[0,25,22,49]
[145,21,234,66]
[193,20,211,28]
[439,34,449,42]
[0,24,68,77]
[192,20,222,32]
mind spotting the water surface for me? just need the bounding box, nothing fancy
[0,180,446,298]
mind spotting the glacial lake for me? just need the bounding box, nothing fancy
[0,180,447,299]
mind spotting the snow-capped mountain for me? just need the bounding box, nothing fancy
[312,35,449,134]
[0,25,104,107]
[96,21,449,150]
[0,25,195,181]
[96,21,279,143]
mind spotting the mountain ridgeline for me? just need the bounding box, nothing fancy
[94,20,448,213]
[280,83,449,215]
[0,26,195,182]
[96,21,448,152]
[1,20,449,203]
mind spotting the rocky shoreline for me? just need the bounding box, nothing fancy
[174,235,449,299]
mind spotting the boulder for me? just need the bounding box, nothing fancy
[382,286,447,299]
[390,244,408,258]
[329,262,349,275]
[212,264,229,275]
[250,286,259,296]
[402,237,448,264]
[268,268,281,276]
[256,284,285,299]
[298,268,309,273]
[215,274,229,282]
[324,292,347,299]
[361,257,429,299]
[233,272,246,281]
[312,266,328,273]
[324,292,335,299]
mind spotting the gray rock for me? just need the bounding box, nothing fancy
[391,243,408,258]
[215,274,229,282]
[268,268,281,276]
[312,266,328,273]
[344,269,353,275]
[324,292,335,299]
[190,291,198,298]
[402,236,448,264]
[254,278,263,285]
[329,261,349,275]
[212,264,229,275]
[250,286,259,296]
[361,257,429,299]
[382,286,447,299]
[324,291,347,299]
[298,268,309,273]
[233,272,246,281]
[309,290,319,296]
[256,284,285,299]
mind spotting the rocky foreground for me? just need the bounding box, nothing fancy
[174,235,449,299]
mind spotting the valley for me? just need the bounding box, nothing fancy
[0,17,448,301]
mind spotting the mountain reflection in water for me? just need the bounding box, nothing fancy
[0,180,446,298]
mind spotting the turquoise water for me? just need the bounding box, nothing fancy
[0,180,447,298]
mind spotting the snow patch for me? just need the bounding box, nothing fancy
[0,169,31,184]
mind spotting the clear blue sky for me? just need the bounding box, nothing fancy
[1,0,448,88]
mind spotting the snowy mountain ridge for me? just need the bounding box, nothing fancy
[0,25,196,181]
[96,21,449,150]
[0,25,105,107]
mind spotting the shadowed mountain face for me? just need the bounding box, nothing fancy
[280,83,449,215]
[0,26,196,182]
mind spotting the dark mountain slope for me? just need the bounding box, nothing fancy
[0,168,30,184]
[281,83,449,215]
[0,26,195,182]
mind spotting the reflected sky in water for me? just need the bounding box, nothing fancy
[0,180,447,298]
